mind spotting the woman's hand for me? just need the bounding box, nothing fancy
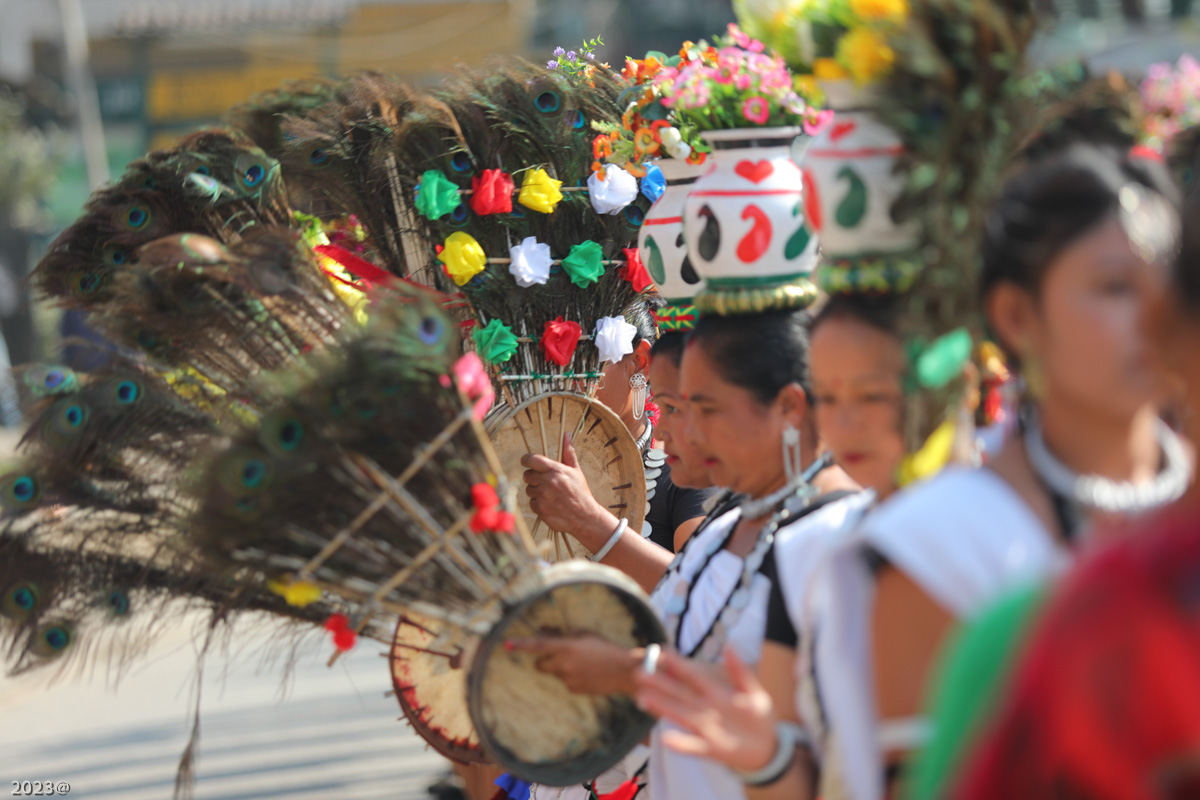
[635,646,780,773]
[521,433,617,551]
[506,634,641,695]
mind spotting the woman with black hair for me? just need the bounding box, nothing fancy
[509,307,857,800]
[941,187,1200,800]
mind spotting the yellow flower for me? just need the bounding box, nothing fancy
[836,28,894,85]
[849,0,909,22]
[812,57,850,81]
[517,167,564,214]
[439,231,488,286]
[268,578,323,608]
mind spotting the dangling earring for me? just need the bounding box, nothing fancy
[1020,349,1045,402]
[782,422,802,482]
[630,373,649,421]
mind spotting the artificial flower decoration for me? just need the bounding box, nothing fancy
[588,164,640,214]
[561,240,606,288]
[1141,55,1200,150]
[469,482,516,534]
[453,352,495,420]
[414,169,463,220]
[658,127,692,161]
[268,578,323,608]
[911,328,972,390]
[439,231,487,286]
[509,236,553,287]
[619,247,654,293]
[472,319,520,365]
[541,316,583,366]
[640,164,666,203]
[324,614,358,652]
[470,169,514,215]
[594,315,638,364]
[518,168,564,214]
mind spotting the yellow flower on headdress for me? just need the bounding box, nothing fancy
[850,0,909,23]
[895,417,956,487]
[439,231,487,286]
[836,28,895,85]
[268,578,323,608]
[813,58,850,81]
[518,168,564,214]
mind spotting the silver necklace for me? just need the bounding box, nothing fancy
[1024,413,1190,514]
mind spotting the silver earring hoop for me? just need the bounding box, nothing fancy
[782,422,802,482]
[630,373,649,421]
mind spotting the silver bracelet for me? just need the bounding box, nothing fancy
[738,721,804,787]
[589,517,628,562]
[641,643,662,676]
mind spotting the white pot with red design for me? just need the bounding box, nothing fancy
[799,81,921,294]
[683,127,819,315]
[639,159,710,331]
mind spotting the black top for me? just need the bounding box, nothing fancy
[645,461,721,553]
[762,490,860,648]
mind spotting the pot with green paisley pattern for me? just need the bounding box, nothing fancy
[799,81,922,295]
[683,127,819,316]
[639,159,710,331]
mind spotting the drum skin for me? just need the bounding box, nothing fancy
[391,613,486,764]
[486,392,647,561]
[465,561,666,786]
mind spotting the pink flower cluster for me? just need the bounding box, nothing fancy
[1141,55,1200,146]
[655,25,828,133]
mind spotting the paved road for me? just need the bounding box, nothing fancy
[0,612,450,799]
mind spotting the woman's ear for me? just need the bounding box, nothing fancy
[634,339,653,376]
[777,383,809,427]
[984,283,1037,358]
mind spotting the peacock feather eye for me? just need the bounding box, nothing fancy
[11,476,38,503]
[242,163,265,188]
[449,152,472,174]
[535,91,562,114]
[123,204,151,231]
[114,380,140,405]
[34,622,74,658]
[68,271,104,298]
[623,205,645,227]
[309,147,330,166]
[449,204,470,227]
[1,582,40,621]
[63,404,86,428]
[101,243,130,267]
[44,370,65,389]
[418,315,445,345]
[194,165,211,176]
[104,589,130,617]
[566,109,585,130]
[241,459,267,489]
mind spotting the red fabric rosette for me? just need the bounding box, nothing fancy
[619,248,654,293]
[470,169,514,215]
[541,316,584,367]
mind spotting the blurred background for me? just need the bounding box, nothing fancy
[0,0,1195,797]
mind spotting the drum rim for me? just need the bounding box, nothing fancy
[465,561,667,786]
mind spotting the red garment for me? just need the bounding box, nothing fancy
[954,500,1200,800]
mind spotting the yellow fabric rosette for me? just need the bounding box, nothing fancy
[518,168,564,214]
[439,231,488,286]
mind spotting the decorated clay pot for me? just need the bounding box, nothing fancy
[639,159,709,331]
[800,80,921,294]
[683,126,819,315]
